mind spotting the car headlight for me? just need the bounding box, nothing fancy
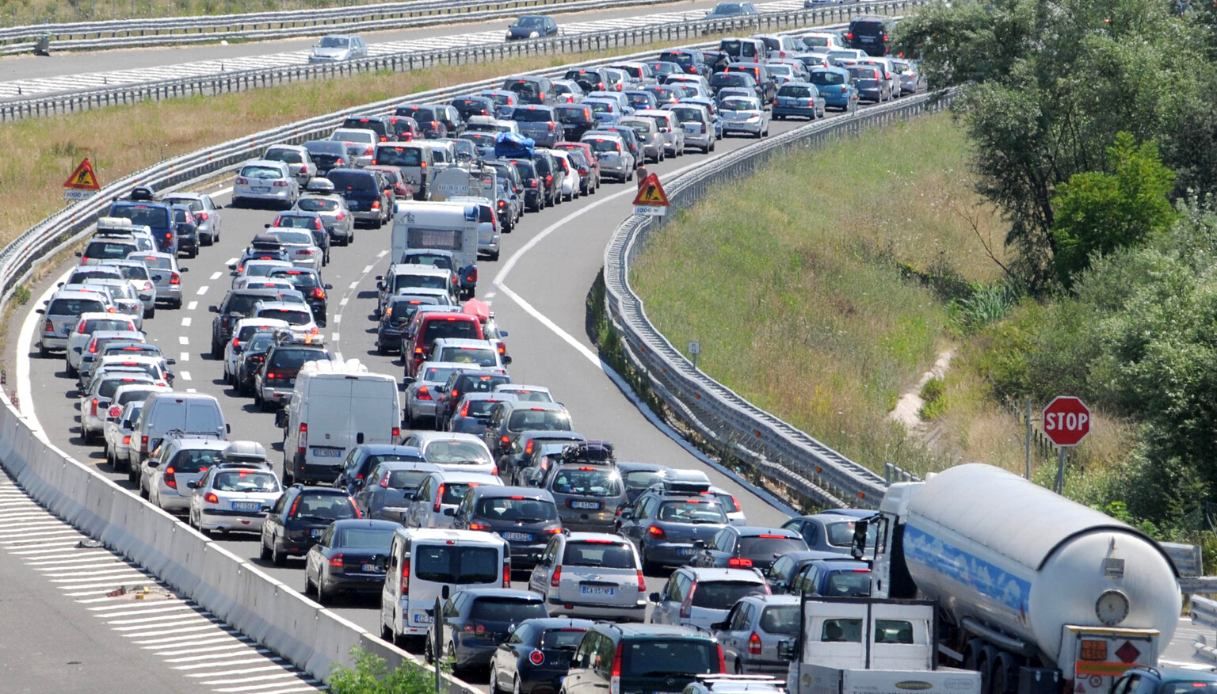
[506,32,513,38]
[529,31,539,38]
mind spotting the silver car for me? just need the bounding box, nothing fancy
[618,117,665,163]
[528,532,648,622]
[543,461,627,533]
[308,34,368,63]
[65,312,139,375]
[265,228,323,273]
[294,189,354,246]
[649,566,770,632]
[142,436,230,513]
[104,400,144,472]
[890,58,924,95]
[81,278,144,330]
[262,144,316,186]
[712,594,801,674]
[404,361,468,427]
[105,259,158,316]
[127,251,184,309]
[328,128,378,168]
[581,133,635,182]
[79,371,159,443]
[161,192,223,245]
[719,95,770,138]
[666,103,715,152]
[232,160,299,209]
[447,195,500,261]
[38,289,111,355]
[634,109,685,157]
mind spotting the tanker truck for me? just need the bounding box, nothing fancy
[852,464,1181,694]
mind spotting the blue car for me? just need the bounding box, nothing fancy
[809,66,859,111]
[772,81,826,120]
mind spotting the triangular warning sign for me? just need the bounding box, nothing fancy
[63,157,101,191]
[632,173,670,207]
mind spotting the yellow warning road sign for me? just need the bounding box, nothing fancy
[63,157,101,191]
[632,173,670,207]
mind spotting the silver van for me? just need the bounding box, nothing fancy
[37,289,111,356]
[131,393,229,482]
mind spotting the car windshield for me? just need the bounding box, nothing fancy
[657,500,726,523]
[213,470,279,492]
[620,639,717,677]
[239,165,284,180]
[335,526,395,550]
[170,448,224,473]
[811,71,846,85]
[824,570,872,596]
[470,597,546,622]
[550,468,622,497]
[413,545,499,583]
[508,409,571,432]
[439,346,497,366]
[562,541,635,568]
[739,536,806,560]
[293,493,356,521]
[424,440,491,464]
[760,605,801,635]
[690,580,766,608]
[319,36,350,48]
[516,16,545,27]
[476,496,558,521]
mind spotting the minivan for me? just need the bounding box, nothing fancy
[279,359,401,485]
[404,312,485,379]
[133,393,229,476]
[380,527,511,648]
[719,37,765,61]
[846,15,895,56]
[325,167,390,228]
[501,75,555,105]
[107,199,177,255]
[38,289,112,356]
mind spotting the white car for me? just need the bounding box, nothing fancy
[79,371,159,443]
[401,431,499,477]
[328,128,379,167]
[263,144,316,185]
[634,109,686,157]
[528,531,648,621]
[223,318,290,385]
[188,463,283,535]
[81,278,145,330]
[232,160,299,209]
[666,103,716,152]
[308,34,368,63]
[407,470,503,529]
[265,228,324,273]
[105,259,159,316]
[64,312,138,376]
[718,95,770,138]
[142,436,231,513]
[104,400,144,472]
[550,150,581,202]
[251,301,318,342]
[493,384,554,403]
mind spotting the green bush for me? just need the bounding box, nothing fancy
[328,650,436,694]
[918,378,947,420]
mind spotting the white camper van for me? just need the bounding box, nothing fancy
[390,201,481,298]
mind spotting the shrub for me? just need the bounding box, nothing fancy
[328,650,436,694]
[918,378,947,420]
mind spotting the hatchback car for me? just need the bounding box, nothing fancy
[187,462,283,536]
[233,160,299,209]
[772,81,826,120]
[562,623,725,694]
[666,104,715,152]
[689,526,808,573]
[402,360,467,427]
[303,518,398,604]
[448,391,516,437]
[439,588,549,677]
[308,33,367,62]
[528,531,647,621]
[506,15,559,41]
[618,492,729,574]
[334,443,426,497]
[719,95,770,137]
[790,557,871,597]
[259,485,360,565]
[809,66,858,111]
[541,461,626,533]
[161,192,223,245]
[353,460,441,522]
[712,594,801,675]
[650,566,770,631]
[452,485,562,571]
[142,435,230,513]
[782,512,877,554]
[407,470,504,529]
[488,617,594,694]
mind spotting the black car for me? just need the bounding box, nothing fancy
[235,332,275,395]
[268,267,331,327]
[376,294,444,355]
[259,485,360,566]
[340,115,389,141]
[506,15,559,41]
[563,67,608,92]
[706,1,758,18]
[554,103,596,142]
[499,430,585,485]
[453,486,562,570]
[657,48,709,76]
[303,518,397,604]
[615,461,672,504]
[451,95,497,121]
[434,369,513,431]
[489,617,594,694]
[333,443,425,497]
[688,525,809,572]
[255,343,331,410]
[846,15,895,56]
[169,205,199,258]
[530,150,560,208]
[208,287,300,357]
[507,158,544,212]
[326,167,390,228]
[439,588,549,677]
[303,140,350,175]
[561,623,724,694]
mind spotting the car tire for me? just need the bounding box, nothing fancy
[260,541,272,562]
[271,540,287,567]
[171,298,182,309]
[210,338,222,359]
[145,306,156,319]
[490,250,500,261]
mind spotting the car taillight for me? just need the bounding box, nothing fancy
[680,582,696,618]
[578,167,588,175]
[371,200,381,210]
[43,319,53,334]
[528,180,538,188]
[433,484,445,512]
[647,525,666,539]
[363,146,374,155]
[90,398,99,417]
[311,287,326,300]
[195,211,209,221]
[417,386,431,401]
[728,557,753,568]
[528,649,544,666]
[298,423,308,460]
[636,569,646,592]
[89,340,99,354]
[265,371,277,381]
[497,200,506,209]
[231,337,240,348]
[108,405,122,419]
[169,273,181,285]
[550,564,562,587]
[882,33,890,42]
[503,561,512,587]
[329,554,345,570]
[748,631,763,655]
[164,466,177,489]
[469,521,490,531]
[335,211,346,220]
[545,174,553,184]
[140,434,149,453]
[204,492,219,504]
[400,557,411,594]
[391,426,400,439]
[122,434,131,445]
[610,642,623,691]
[845,32,854,40]
[499,434,510,449]
[336,158,346,166]
[547,122,556,131]
[236,176,249,184]
[143,280,154,291]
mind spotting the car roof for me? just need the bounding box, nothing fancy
[601,623,708,638]
[472,485,552,500]
[434,337,495,348]
[353,444,424,455]
[682,567,767,582]
[329,518,400,531]
[165,437,231,450]
[459,587,540,600]
[731,526,802,538]
[565,531,630,544]
[50,289,108,301]
[515,617,597,631]
[373,461,441,473]
[255,301,310,312]
[411,431,488,444]
[393,264,450,277]
[426,470,501,483]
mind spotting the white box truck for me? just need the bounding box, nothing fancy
[390,201,480,298]
[279,359,401,485]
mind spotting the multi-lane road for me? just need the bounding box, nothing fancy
[0,0,806,99]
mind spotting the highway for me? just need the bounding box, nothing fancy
[0,0,805,99]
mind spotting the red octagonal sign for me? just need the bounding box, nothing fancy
[1042,395,1091,447]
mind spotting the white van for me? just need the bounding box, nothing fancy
[380,527,511,647]
[280,359,401,485]
[390,201,480,275]
[133,393,229,473]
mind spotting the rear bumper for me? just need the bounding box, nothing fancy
[642,542,699,567]
[199,508,267,532]
[773,106,816,118]
[545,596,646,621]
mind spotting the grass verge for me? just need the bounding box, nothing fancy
[9,0,519,25]
[631,113,1018,475]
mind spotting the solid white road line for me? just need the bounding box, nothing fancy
[16,266,73,430]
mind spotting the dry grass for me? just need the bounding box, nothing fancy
[630,113,1008,472]
[0,36,707,250]
[7,0,466,25]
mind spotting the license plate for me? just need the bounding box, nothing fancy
[684,124,698,132]
[310,528,323,538]
[676,546,694,556]
[502,532,532,542]
[231,501,261,512]
[413,612,433,624]
[360,562,383,573]
[861,36,875,42]
[252,186,270,193]
[571,500,601,510]
[580,584,616,597]
[311,447,343,458]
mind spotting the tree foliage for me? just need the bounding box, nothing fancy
[328,650,435,694]
[897,0,1217,289]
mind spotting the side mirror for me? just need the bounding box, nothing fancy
[710,620,727,631]
[73,347,82,354]
[75,251,82,257]
[180,267,189,273]
[35,308,45,314]
[442,584,451,600]
[208,305,219,313]
[146,460,160,468]
[442,507,455,516]
[325,284,333,290]
[263,223,271,229]
[166,358,177,365]
[226,423,232,434]
[619,509,633,520]
[503,355,513,365]
[649,592,661,603]
[692,539,706,549]
[186,480,199,489]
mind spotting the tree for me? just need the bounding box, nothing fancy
[1050,133,1176,282]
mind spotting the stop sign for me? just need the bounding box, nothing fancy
[1042,396,1091,447]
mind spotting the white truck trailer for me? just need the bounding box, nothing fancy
[854,464,1181,694]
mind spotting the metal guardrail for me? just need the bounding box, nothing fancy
[0,1,915,121]
[0,0,676,54]
[601,91,955,509]
[0,0,642,54]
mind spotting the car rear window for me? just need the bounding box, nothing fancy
[110,204,170,229]
[779,85,813,97]
[270,270,320,289]
[438,346,497,367]
[420,320,479,343]
[657,500,726,523]
[623,469,664,491]
[258,309,311,325]
[562,540,634,568]
[542,628,587,650]
[327,170,378,193]
[99,376,153,399]
[413,544,499,583]
[507,409,571,432]
[440,482,478,505]
[851,20,886,35]
[83,318,135,334]
[396,274,449,293]
[759,605,800,635]
[384,468,432,490]
[420,365,460,383]
[513,108,554,122]
[270,230,314,245]
[293,493,357,521]
[376,146,421,167]
[471,597,547,622]
[620,639,717,677]
[49,298,106,315]
[269,348,329,369]
[475,496,558,521]
[169,448,224,473]
[239,165,285,179]
[266,148,305,164]
[424,440,492,465]
[296,198,341,212]
[213,470,278,492]
[811,71,846,85]
[690,580,767,608]
[335,526,395,550]
[342,118,387,137]
[550,467,622,497]
[739,535,806,560]
[114,264,151,280]
[824,569,872,596]
[85,241,137,259]
[460,399,500,418]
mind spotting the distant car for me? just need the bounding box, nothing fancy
[616,461,672,504]
[352,460,440,522]
[262,143,317,186]
[232,160,299,209]
[847,65,891,103]
[1112,667,1217,694]
[580,133,635,182]
[846,15,895,57]
[259,485,360,566]
[772,81,826,120]
[308,34,368,63]
[453,485,563,571]
[506,15,559,41]
[890,58,924,95]
[689,526,808,573]
[666,103,716,153]
[706,2,758,18]
[781,512,877,554]
[187,462,282,536]
[333,443,426,497]
[718,95,769,137]
[448,391,516,437]
[161,192,223,246]
[618,491,729,573]
[809,66,859,111]
[439,588,549,677]
[303,518,398,604]
[488,617,594,694]
[711,593,801,675]
[650,566,770,631]
[143,436,229,513]
[540,460,627,533]
[790,557,871,597]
